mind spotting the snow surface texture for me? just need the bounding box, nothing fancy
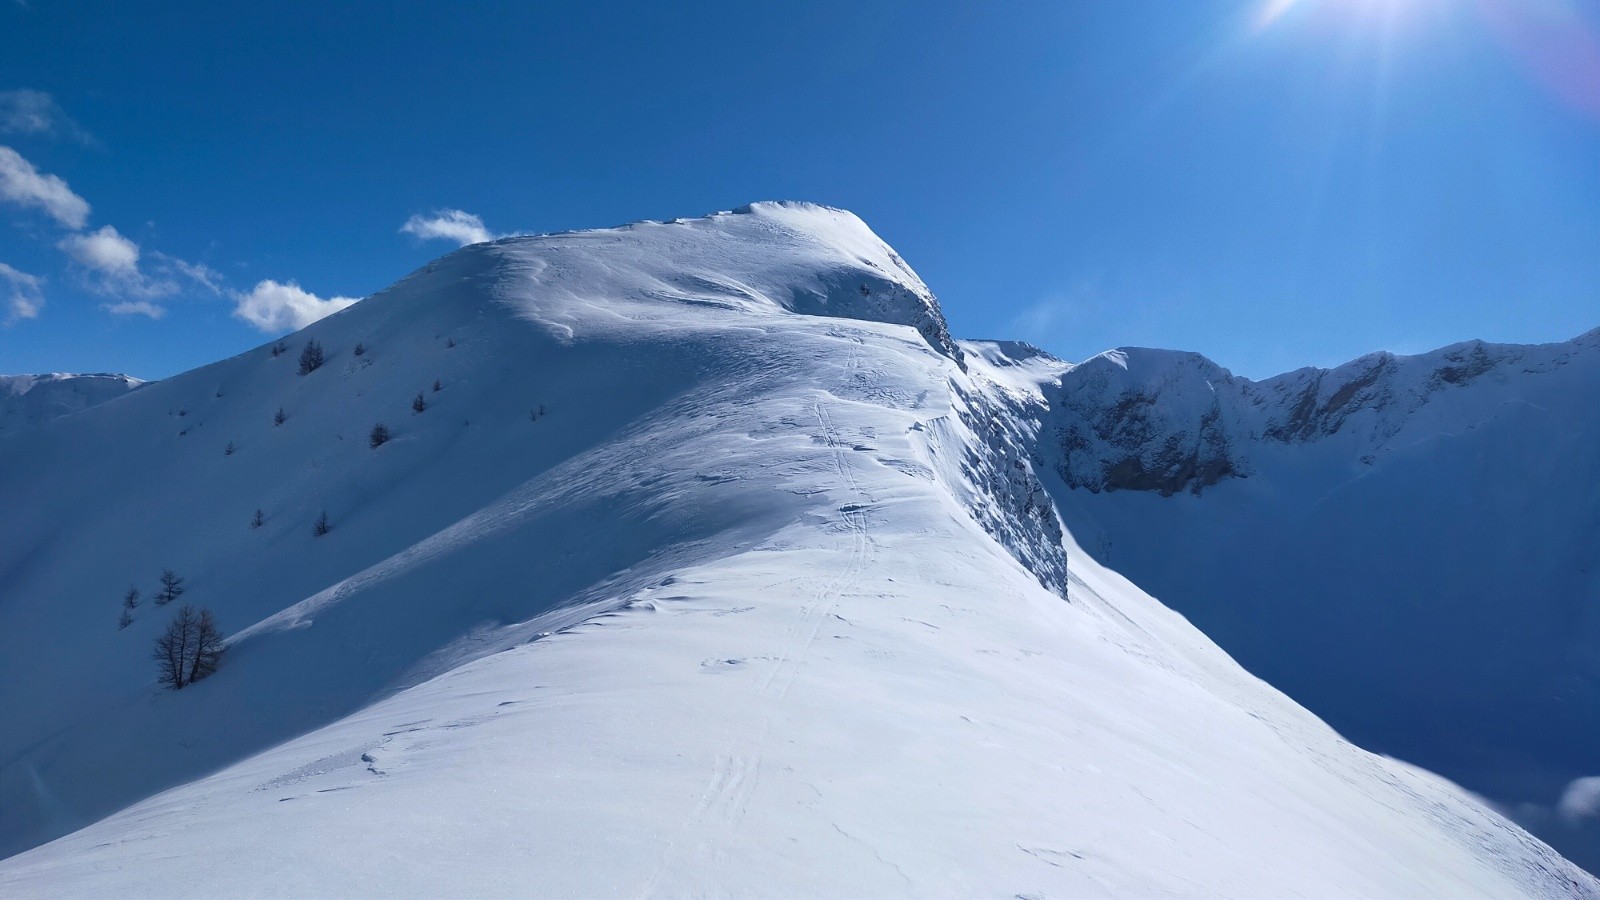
[0,372,143,434]
[1014,331,1600,873]
[0,202,1593,896]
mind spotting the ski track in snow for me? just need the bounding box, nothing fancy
[645,346,887,893]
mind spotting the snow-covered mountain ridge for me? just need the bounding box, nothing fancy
[0,202,1593,896]
[0,372,144,434]
[1048,328,1600,495]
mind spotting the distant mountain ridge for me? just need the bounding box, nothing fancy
[1046,327,1600,496]
[0,373,144,434]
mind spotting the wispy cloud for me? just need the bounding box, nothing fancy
[1005,279,1116,352]
[0,90,95,144]
[1559,776,1600,824]
[0,261,43,323]
[156,252,225,294]
[401,208,498,247]
[232,279,359,332]
[0,145,91,228]
[102,299,165,319]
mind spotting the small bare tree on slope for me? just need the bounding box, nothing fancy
[154,569,185,605]
[153,606,226,689]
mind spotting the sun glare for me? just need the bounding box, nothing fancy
[1253,0,1423,33]
[1254,0,1300,31]
[1250,0,1600,120]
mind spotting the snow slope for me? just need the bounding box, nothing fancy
[1012,331,1600,873]
[0,372,143,434]
[0,202,1593,896]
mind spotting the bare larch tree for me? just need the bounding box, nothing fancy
[152,605,226,689]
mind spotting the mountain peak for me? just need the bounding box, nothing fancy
[388,201,964,366]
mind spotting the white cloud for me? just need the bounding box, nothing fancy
[0,262,43,323]
[102,299,165,319]
[0,145,90,228]
[57,224,177,301]
[401,209,496,246]
[1558,776,1600,824]
[232,279,359,332]
[0,90,94,143]
[59,224,139,277]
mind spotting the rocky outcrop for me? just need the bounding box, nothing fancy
[1260,354,1394,442]
[953,380,1068,594]
[1046,349,1244,496]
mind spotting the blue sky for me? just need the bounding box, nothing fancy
[1,0,1596,380]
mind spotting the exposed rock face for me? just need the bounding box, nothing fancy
[952,381,1069,595]
[1260,354,1394,443]
[1047,349,1242,496]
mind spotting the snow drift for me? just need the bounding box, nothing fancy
[0,202,1592,896]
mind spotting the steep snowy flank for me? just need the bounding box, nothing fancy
[0,205,1592,896]
[0,372,144,433]
[1020,328,1600,873]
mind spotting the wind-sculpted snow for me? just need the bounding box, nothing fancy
[477,200,963,365]
[0,204,1593,896]
[1024,327,1600,873]
[0,372,143,433]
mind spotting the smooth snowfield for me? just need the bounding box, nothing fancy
[0,203,1592,896]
